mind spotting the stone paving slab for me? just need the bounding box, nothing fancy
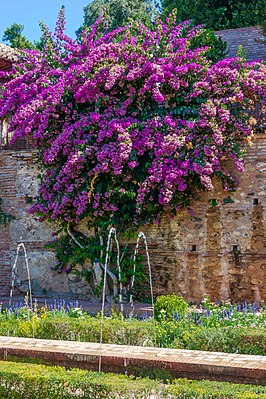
[0,336,265,385]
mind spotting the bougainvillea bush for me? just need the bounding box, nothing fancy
[0,10,265,272]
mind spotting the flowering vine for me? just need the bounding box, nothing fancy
[0,10,265,274]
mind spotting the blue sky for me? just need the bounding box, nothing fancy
[0,0,91,43]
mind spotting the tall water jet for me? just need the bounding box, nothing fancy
[99,227,121,372]
[10,243,32,309]
[131,232,154,318]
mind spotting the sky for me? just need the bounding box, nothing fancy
[0,0,91,43]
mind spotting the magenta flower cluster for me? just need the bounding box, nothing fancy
[0,10,265,229]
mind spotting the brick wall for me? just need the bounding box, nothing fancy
[139,134,266,302]
[0,135,265,302]
[0,151,74,297]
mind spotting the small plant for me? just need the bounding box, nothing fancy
[68,307,84,318]
[154,294,188,321]
[223,196,235,204]
[209,198,218,206]
[0,197,15,227]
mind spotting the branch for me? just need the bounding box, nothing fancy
[67,223,84,249]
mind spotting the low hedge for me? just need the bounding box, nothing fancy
[155,321,266,355]
[0,361,265,399]
[0,317,155,346]
[1,317,265,355]
[184,327,266,355]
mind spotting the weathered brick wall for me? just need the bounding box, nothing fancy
[0,151,92,298]
[0,135,265,302]
[140,134,266,302]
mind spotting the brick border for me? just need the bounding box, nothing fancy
[0,336,265,385]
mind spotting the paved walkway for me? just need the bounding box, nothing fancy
[0,336,265,385]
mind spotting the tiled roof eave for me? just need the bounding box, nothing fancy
[0,43,19,63]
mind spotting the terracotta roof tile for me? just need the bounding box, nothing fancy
[0,43,19,63]
[215,26,266,61]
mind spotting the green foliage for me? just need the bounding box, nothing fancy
[209,198,218,206]
[223,196,234,204]
[189,28,227,63]
[47,228,148,301]
[78,0,156,34]
[229,0,266,30]
[0,361,265,398]
[2,23,35,49]
[183,327,266,355]
[0,198,15,227]
[0,316,156,346]
[47,232,100,275]
[168,379,266,399]
[0,361,158,399]
[154,294,189,321]
[161,0,266,30]
[2,22,44,50]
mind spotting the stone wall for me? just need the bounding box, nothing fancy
[0,151,92,298]
[140,134,266,302]
[0,134,265,302]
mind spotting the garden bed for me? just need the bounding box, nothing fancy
[0,300,265,356]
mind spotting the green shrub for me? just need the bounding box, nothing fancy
[38,317,156,346]
[0,361,265,399]
[154,294,188,321]
[189,28,227,63]
[0,317,156,346]
[0,361,157,399]
[168,379,266,399]
[184,327,266,356]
